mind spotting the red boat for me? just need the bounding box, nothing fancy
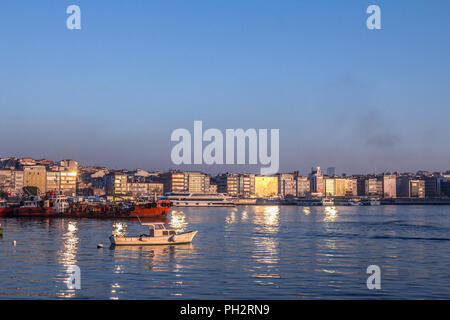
[11,199,56,217]
[129,200,172,217]
[5,196,172,219]
[0,200,12,216]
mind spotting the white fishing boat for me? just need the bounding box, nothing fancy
[110,222,198,246]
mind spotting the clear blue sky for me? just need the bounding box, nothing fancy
[0,1,449,174]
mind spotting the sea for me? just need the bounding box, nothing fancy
[0,205,449,299]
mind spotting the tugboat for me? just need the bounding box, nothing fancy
[110,222,197,246]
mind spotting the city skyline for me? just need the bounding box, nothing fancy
[1,1,449,174]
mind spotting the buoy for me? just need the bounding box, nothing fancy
[97,243,103,248]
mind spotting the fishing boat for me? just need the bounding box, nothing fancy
[109,222,198,246]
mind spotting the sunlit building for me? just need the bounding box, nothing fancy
[382,174,397,198]
[324,178,336,197]
[23,165,47,194]
[255,175,279,198]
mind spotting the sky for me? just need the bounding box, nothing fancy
[0,0,449,175]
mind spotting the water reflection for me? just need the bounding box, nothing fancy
[303,207,311,215]
[253,206,280,232]
[56,220,79,298]
[112,221,127,236]
[251,206,280,283]
[323,206,338,222]
[170,210,187,232]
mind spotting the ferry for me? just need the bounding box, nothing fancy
[110,222,198,246]
[295,198,323,206]
[160,192,235,207]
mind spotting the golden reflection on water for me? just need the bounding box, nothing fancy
[323,206,338,222]
[170,210,187,232]
[303,207,311,215]
[250,206,280,282]
[112,221,127,236]
[225,210,236,224]
[56,221,79,298]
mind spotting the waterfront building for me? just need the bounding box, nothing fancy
[158,171,186,193]
[158,171,210,194]
[354,176,367,196]
[344,178,358,197]
[383,174,397,198]
[397,176,425,198]
[296,176,310,197]
[335,178,346,197]
[215,173,239,196]
[309,166,324,197]
[0,169,24,196]
[365,178,383,196]
[46,171,77,196]
[278,173,297,199]
[324,178,336,197]
[23,165,47,195]
[185,172,210,193]
[238,174,255,198]
[255,175,279,198]
[126,182,164,198]
[105,172,128,196]
[423,176,440,198]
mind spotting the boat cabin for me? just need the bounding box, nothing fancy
[142,223,176,237]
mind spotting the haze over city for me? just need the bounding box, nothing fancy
[1,1,449,174]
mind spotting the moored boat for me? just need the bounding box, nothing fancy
[110,222,198,246]
[0,200,12,216]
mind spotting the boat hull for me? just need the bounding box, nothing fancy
[110,231,198,246]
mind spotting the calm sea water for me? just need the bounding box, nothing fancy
[0,205,449,299]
